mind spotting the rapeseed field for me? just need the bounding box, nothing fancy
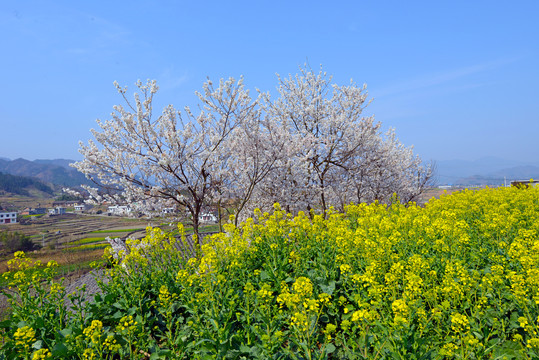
[2,185,539,359]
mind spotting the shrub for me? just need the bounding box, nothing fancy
[0,231,40,253]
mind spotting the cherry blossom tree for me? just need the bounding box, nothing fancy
[243,65,433,215]
[254,66,381,214]
[74,66,434,238]
[344,128,434,205]
[73,78,265,239]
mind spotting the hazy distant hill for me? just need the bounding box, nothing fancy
[0,172,54,196]
[0,158,92,188]
[436,157,539,186]
[34,159,76,169]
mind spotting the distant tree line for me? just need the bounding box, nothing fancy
[0,172,54,196]
[55,193,84,202]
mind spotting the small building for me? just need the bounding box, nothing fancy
[52,200,79,207]
[108,205,132,216]
[199,212,218,223]
[21,207,47,215]
[438,185,452,189]
[0,212,17,224]
[162,207,176,215]
[74,204,93,212]
[48,207,66,216]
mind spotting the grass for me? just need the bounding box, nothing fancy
[169,223,221,236]
[89,228,144,234]
[55,260,97,277]
[0,248,104,274]
[68,237,107,246]
[63,244,109,252]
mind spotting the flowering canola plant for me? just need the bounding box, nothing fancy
[1,185,539,359]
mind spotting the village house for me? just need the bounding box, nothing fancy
[20,207,47,215]
[108,205,132,216]
[74,203,93,212]
[0,212,17,224]
[199,211,218,223]
[48,207,66,216]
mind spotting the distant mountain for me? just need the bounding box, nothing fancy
[34,159,76,170]
[0,172,54,196]
[436,157,539,186]
[490,166,539,181]
[0,158,92,188]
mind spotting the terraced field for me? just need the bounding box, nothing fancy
[1,213,151,251]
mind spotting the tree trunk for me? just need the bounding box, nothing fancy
[218,200,223,233]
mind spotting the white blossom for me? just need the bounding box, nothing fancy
[73,68,433,237]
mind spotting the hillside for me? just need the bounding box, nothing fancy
[0,158,92,188]
[33,159,75,169]
[0,172,54,197]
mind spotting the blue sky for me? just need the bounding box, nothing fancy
[1,1,538,163]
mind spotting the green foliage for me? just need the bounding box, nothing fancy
[2,186,539,359]
[55,193,83,201]
[68,237,107,246]
[0,172,54,196]
[89,229,143,234]
[63,244,108,252]
[0,230,40,253]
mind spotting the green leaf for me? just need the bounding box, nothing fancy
[34,316,45,329]
[52,342,69,357]
[325,343,336,354]
[320,280,336,295]
[260,270,270,280]
[112,301,123,309]
[150,349,172,359]
[473,331,484,340]
[16,321,28,328]
[59,328,72,338]
[492,340,520,359]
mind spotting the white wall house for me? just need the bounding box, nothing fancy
[199,212,218,223]
[48,207,66,216]
[0,212,17,224]
[108,205,132,216]
[74,204,93,212]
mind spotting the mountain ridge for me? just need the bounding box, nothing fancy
[0,158,92,188]
[2,156,537,188]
